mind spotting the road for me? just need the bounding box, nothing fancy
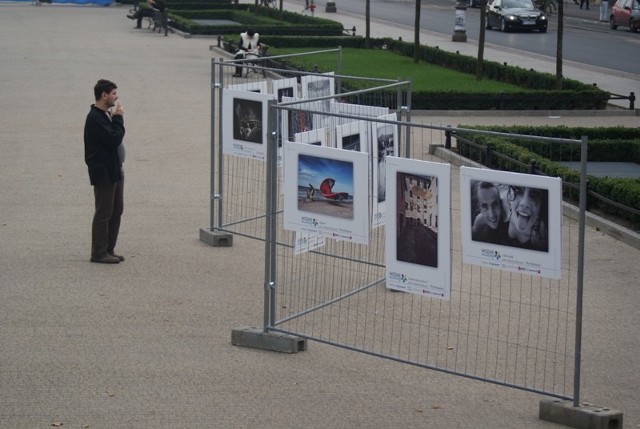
[336,0,640,75]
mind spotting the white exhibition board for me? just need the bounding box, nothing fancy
[283,142,370,245]
[385,157,451,300]
[459,167,562,279]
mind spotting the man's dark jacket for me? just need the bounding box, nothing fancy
[84,105,125,185]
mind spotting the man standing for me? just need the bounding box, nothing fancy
[599,0,609,21]
[84,79,126,264]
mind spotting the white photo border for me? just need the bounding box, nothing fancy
[283,142,370,245]
[222,89,275,161]
[371,113,398,228]
[385,157,451,300]
[460,166,562,279]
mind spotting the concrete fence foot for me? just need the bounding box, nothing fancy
[539,399,623,429]
[199,227,233,247]
[231,327,308,353]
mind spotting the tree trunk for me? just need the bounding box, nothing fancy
[555,0,564,89]
[366,0,371,49]
[414,0,421,63]
[476,0,487,80]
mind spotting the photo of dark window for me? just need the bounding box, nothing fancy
[277,86,294,103]
[341,133,360,151]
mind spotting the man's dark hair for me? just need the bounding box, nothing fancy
[94,79,117,101]
[247,29,256,37]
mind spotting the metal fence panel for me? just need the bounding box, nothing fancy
[210,59,584,401]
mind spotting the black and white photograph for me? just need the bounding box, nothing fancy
[336,121,368,153]
[469,180,549,252]
[374,114,397,204]
[222,89,275,160]
[460,167,562,279]
[301,73,335,127]
[233,97,263,144]
[385,157,451,300]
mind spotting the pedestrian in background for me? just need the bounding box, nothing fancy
[84,79,126,264]
[580,0,589,9]
[600,0,609,21]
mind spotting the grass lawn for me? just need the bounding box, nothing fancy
[269,47,532,93]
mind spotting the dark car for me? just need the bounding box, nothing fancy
[609,0,640,32]
[486,0,548,32]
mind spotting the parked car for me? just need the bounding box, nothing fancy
[486,0,548,32]
[609,0,640,32]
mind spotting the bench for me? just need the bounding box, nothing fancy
[151,8,172,36]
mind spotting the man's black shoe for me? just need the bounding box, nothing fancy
[90,254,120,264]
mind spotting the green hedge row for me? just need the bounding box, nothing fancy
[169,6,343,36]
[381,38,609,109]
[457,125,640,163]
[456,127,640,228]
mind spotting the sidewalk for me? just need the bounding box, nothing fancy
[0,3,638,428]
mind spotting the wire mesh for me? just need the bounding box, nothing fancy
[211,58,583,401]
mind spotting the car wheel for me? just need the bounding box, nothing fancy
[539,25,547,32]
[609,16,617,30]
[631,19,639,33]
[486,18,492,29]
[500,18,509,32]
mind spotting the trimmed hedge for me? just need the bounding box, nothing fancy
[456,126,640,229]
[169,6,343,36]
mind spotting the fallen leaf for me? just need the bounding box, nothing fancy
[432,404,442,409]
[415,409,424,413]
[51,422,63,427]
[105,390,115,397]
[446,346,454,350]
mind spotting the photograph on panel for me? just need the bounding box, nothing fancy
[385,157,451,299]
[395,171,440,268]
[459,167,562,279]
[297,153,354,219]
[233,97,263,144]
[222,89,275,160]
[283,142,370,245]
[375,114,397,204]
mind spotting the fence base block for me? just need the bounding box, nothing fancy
[539,399,623,429]
[231,327,308,353]
[199,228,233,247]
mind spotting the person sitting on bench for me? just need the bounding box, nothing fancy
[232,29,262,78]
[127,0,166,29]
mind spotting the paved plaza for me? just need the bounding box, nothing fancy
[0,2,639,428]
